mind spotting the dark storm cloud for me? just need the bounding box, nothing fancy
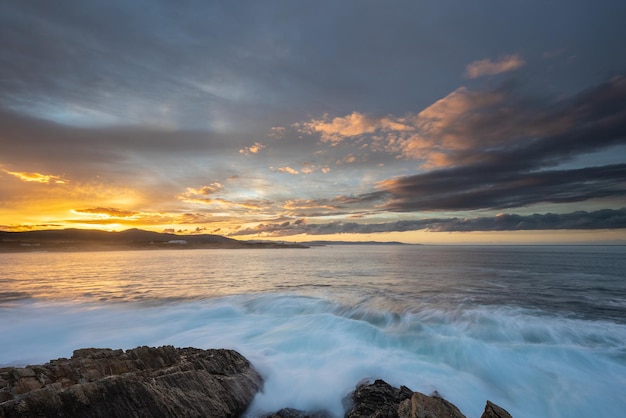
[375,164,626,212]
[229,208,626,237]
[365,76,626,212]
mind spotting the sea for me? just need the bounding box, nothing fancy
[1,245,625,418]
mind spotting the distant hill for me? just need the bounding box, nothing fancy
[0,228,307,252]
[302,240,412,246]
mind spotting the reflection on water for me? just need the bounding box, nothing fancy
[2,246,625,322]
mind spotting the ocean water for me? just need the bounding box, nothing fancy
[1,245,625,418]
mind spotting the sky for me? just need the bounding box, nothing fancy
[1,0,625,244]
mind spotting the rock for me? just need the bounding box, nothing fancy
[398,392,466,418]
[480,400,513,418]
[344,379,414,418]
[264,407,334,418]
[0,346,263,418]
[344,380,512,418]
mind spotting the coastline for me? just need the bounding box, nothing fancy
[0,346,512,418]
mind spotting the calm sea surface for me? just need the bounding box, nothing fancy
[1,245,625,417]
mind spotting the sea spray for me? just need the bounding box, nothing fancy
[2,294,626,418]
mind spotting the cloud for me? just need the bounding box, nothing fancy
[272,166,299,175]
[239,142,266,155]
[374,76,626,212]
[374,164,626,212]
[268,127,286,139]
[2,1,625,239]
[294,75,626,211]
[176,183,225,204]
[294,83,569,169]
[66,209,177,226]
[390,86,516,166]
[197,183,224,195]
[296,112,412,144]
[465,54,526,78]
[229,208,626,237]
[178,188,271,212]
[73,207,138,217]
[0,107,245,199]
[283,199,340,211]
[3,169,68,184]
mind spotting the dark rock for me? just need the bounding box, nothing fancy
[264,407,335,418]
[344,379,414,418]
[344,380,511,418]
[480,400,513,418]
[398,391,466,418]
[0,346,263,418]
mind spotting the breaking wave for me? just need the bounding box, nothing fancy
[2,294,625,418]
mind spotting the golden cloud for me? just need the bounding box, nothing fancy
[74,207,138,217]
[3,169,68,184]
[295,87,508,167]
[178,183,224,202]
[296,112,413,143]
[239,142,266,155]
[297,82,573,169]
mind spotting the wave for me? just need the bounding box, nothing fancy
[1,293,625,418]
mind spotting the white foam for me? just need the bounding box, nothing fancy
[1,295,626,418]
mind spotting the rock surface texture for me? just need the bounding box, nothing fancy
[0,346,263,418]
[1,347,513,418]
[264,408,334,418]
[343,379,513,418]
[480,400,513,418]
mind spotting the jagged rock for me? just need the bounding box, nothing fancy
[480,400,513,418]
[0,346,263,418]
[397,391,466,418]
[264,407,334,418]
[344,379,512,418]
[344,379,414,418]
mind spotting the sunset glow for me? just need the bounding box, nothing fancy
[1,1,625,244]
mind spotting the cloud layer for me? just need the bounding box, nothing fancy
[230,208,626,237]
[1,1,625,242]
[465,54,526,78]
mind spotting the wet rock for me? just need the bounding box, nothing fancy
[398,391,466,418]
[344,379,414,418]
[480,400,513,418]
[344,379,512,418]
[0,346,263,418]
[264,407,335,418]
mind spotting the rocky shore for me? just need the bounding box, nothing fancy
[0,346,512,418]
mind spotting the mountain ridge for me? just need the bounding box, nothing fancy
[0,228,306,251]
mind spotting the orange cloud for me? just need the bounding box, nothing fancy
[3,169,68,184]
[393,87,506,161]
[297,81,574,170]
[239,142,266,155]
[178,183,224,200]
[296,87,513,168]
[74,207,138,217]
[272,166,299,175]
[297,112,413,143]
[465,54,525,78]
[300,162,331,174]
